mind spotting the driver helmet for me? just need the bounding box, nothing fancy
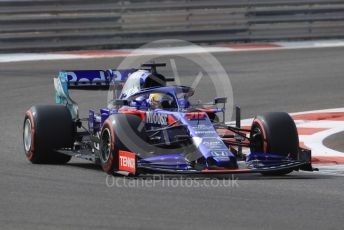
[149,93,173,109]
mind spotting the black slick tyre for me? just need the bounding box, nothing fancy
[23,105,74,164]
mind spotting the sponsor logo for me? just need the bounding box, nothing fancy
[67,71,107,85]
[118,150,136,173]
[195,130,217,134]
[193,124,213,130]
[211,150,228,157]
[203,140,223,148]
[146,112,168,125]
[185,112,205,120]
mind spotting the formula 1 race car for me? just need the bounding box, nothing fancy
[23,63,314,176]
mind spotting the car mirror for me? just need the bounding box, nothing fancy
[214,97,227,104]
[114,99,128,106]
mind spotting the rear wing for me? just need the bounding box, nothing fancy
[54,69,136,119]
[58,69,136,87]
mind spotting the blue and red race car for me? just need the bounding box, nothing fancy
[23,63,314,176]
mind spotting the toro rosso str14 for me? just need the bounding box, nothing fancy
[23,63,315,176]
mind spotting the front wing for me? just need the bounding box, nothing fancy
[136,161,312,175]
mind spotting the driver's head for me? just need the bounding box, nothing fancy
[149,93,173,109]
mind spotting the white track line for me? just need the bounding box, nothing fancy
[1,39,344,63]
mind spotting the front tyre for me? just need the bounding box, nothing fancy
[100,114,144,175]
[23,105,73,164]
[250,112,299,176]
[99,121,116,173]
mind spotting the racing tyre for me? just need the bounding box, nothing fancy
[100,114,145,175]
[250,112,299,176]
[23,105,74,164]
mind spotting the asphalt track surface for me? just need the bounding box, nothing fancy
[324,131,344,153]
[1,47,344,230]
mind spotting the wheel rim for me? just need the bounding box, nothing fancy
[24,118,32,152]
[251,125,264,153]
[100,128,112,163]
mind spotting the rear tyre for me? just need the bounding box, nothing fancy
[250,112,299,176]
[23,105,74,164]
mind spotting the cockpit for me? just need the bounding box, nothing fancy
[126,86,194,110]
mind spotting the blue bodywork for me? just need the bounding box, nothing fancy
[54,67,312,174]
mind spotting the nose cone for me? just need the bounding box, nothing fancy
[206,156,238,169]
